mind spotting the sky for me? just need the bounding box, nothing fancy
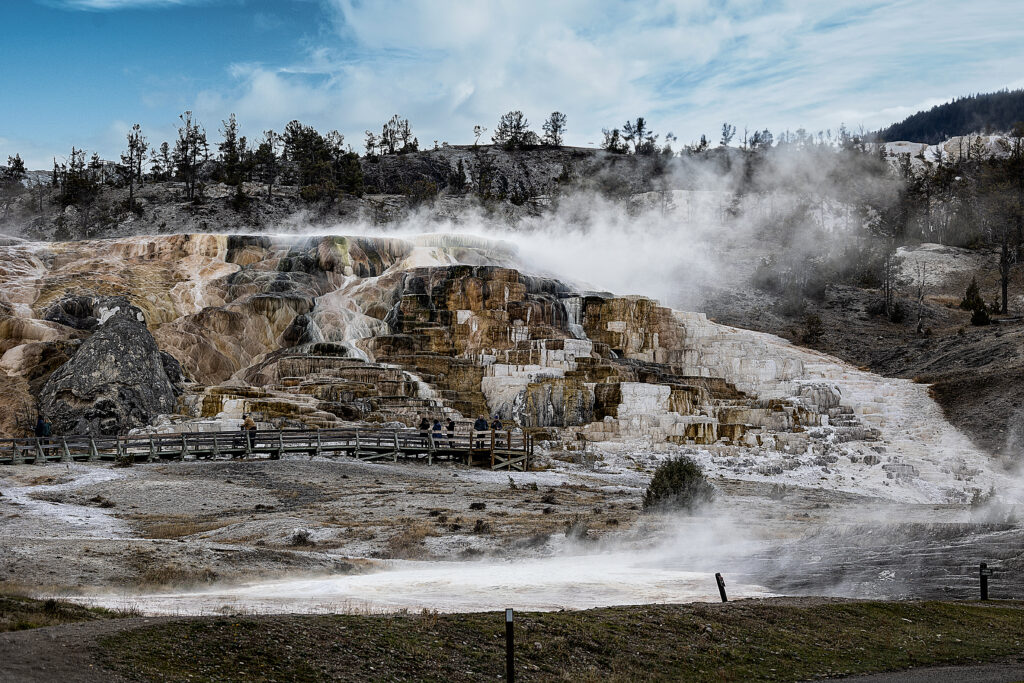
[2,0,1023,169]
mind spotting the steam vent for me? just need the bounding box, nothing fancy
[0,232,994,502]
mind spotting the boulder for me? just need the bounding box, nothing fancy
[39,298,179,435]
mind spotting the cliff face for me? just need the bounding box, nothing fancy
[0,231,996,502]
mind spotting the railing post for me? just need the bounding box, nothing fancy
[34,438,45,465]
[61,438,71,463]
[354,429,361,459]
[980,562,990,601]
[505,608,515,683]
[116,436,125,463]
[315,428,322,459]
[275,431,284,460]
[180,433,187,461]
[490,429,495,468]
[428,432,435,465]
[212,432,220,459]
[89,437,99,462]
[13,440,24,465]
[148,436,155,463]
[392,431,400,462]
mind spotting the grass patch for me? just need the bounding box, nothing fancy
[139,518,231,539]
[384,520,437,559]
[95,600,1024,681]
[0,594,129,633]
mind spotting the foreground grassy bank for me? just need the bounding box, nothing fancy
[87,599,1024,682]
[0,594,126,632]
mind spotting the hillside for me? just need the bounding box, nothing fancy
[877,88,1024,143]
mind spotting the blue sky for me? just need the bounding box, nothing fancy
[2,0,1022,169]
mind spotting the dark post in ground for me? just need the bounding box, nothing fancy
[716,573,728,602]
[505,608,515,682]
[980,562,991,601]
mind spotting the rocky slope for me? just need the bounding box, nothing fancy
[0,231,1005,504]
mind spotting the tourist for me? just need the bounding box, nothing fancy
[243,413,257,449]
[417,415,430,445]
[446,418,456,447]
[490,415,503,431]
[42,418,52,444]
[34,416,45,439]
[431,419,443,444]
[473,415,488,448]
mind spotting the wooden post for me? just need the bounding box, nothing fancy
[61,438,72,463]
[490,430,495,468]
[505,608,515,683]
[428,432,435,466]
[34,438,45,465]
[275,431,284,460]
[12,440,24,465]
[354,429,361,459]
[315,428,322,459]
[245,429,252,458]
[980,562,991,601]
[148,436,156,463]
[89,437,99,462]
[115,437,124,463]
[392,431,399,462]
[212,432,220,459]
[715,573,728,602]
[180,433,188,461]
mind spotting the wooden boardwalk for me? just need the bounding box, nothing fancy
[0,427,534,471]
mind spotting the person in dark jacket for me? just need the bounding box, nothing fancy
[431,419,443,444]
[417,415,430,443]
[446,418,456,447]
[34,416,45,438]
[42,419,52,442]
[473,415,488,448]
[490,415,503,431]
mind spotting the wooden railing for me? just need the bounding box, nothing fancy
[0,426,534,471]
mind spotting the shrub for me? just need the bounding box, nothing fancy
[960,276,985,311]
[642,457,715,512]
[971,307,991,326]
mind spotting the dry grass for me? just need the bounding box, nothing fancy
[136,565,219,589]
[137,517,232,539]
[384,520,437,559]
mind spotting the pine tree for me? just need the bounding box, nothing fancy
[120,123,148,210]
[542,112,567,147]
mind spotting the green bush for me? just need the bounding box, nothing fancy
[642,457,715,512]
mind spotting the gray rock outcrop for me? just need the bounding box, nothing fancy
[40,296,179,435]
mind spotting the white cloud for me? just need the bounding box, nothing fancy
[189,0,1022,150]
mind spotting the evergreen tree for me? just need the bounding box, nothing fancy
[120,123,148,210]
[492,111,534,149]
[173,111,207,201]
[253,130,280,199]
[0,153,27,221]
[542,111,567,147]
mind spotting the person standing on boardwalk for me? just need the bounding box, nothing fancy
[490,415,502,431]
[417,415,430,446]
[431,419,443,445]
[34,416,45,439]
[473,415,488,448]
[243,414,257,449]
[446,418,456,447]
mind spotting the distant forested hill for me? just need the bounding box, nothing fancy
[877,89,1024,143]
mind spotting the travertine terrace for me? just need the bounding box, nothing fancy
[0,232,997,504]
